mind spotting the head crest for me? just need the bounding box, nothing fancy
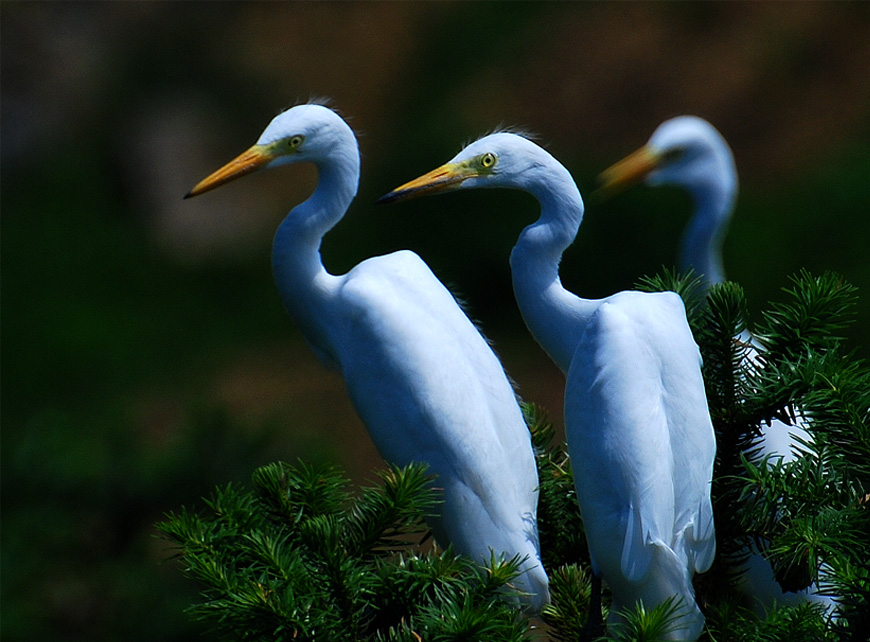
[463,125,539,150]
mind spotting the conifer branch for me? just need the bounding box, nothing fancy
[160,270,868,641]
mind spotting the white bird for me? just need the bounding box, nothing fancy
[597,115,833,613]
[185,104,549,611]
[380,132,716,640]
[597,116,812,462]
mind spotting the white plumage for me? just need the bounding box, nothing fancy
[598,115,832,613]
[186,104,548,611]
[381,132,716,640]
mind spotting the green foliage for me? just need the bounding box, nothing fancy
[160,270,869,641]
[605,597,685,642]
[705,599,837,642]
[541,564,593,642]
[754,270,858,357]
[159,461,532,642]
[828,558,870,642]
[525,403,588,570]
[639,269,870,640]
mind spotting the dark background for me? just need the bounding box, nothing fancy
[2,3,869,640]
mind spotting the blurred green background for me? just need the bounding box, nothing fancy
[2,2,869,640]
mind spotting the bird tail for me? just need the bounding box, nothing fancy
[679,497,716,574]
[609,541,705,641]
[650,542,705,641]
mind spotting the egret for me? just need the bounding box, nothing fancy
[597,115,832,612]
[380,133,716,641]
[185,104,549,611]
[596,116,813,461]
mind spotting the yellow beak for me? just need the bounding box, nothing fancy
[377,162,474,204]
[185,144,274,199]
[596,145,662,199]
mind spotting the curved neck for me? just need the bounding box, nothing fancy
[678,181,735,291]
[509,165,596,373]
[272,152,359,352]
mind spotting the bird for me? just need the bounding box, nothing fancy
[379,132,716,641]
[596,116,813,462]
[596,115,833,613]
[184,103,549,611]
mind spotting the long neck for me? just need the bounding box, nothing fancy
[272,152,359,353]
[678,168,736,292]
[509,165,597,373]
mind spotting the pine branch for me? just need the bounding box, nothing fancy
[252,460,350,524]
[706,599,836,642]
[639,269,868,637]
[697,281,757,466]
[800,354,870,479]
[828,556,870,642]
[604,596,684,642]
[346,465,439,557]
[159,270,868,642]
[541,564,593,642]
[158,461,533,642]
[754,270,858,359]
[524,402,589,570]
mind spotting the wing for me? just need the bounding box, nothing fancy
[333,250,541,558]
[566,292,716,580]
[652,293,716,573]
[565,294,677,583]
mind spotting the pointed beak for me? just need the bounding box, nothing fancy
[595,145,662,199]
[376,162,473,205]
[184,144,274,199]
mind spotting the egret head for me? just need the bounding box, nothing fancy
[185,103,356,198]
[597,116,737,200]
[377,132,559,204]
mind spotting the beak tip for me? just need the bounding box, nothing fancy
[183,145,272,201]
[375,192,397,205]
[593,182,624,202]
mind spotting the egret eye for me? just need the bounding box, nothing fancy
[480,152,497,169]
[289,135,305,150]
[661,147,685,163]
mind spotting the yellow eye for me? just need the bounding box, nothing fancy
[480,152,497,169]
[289,135,304,149]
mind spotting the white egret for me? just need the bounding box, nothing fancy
[597,116,812,462]
[380,133,716,641]
[185,104,549,611]
[597,115,832,612]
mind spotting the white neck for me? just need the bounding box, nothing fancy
[677,177,736,291]
[271,152,359,356]
[509,162,597,373]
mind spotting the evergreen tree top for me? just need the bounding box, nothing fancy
[160,270,869,642]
